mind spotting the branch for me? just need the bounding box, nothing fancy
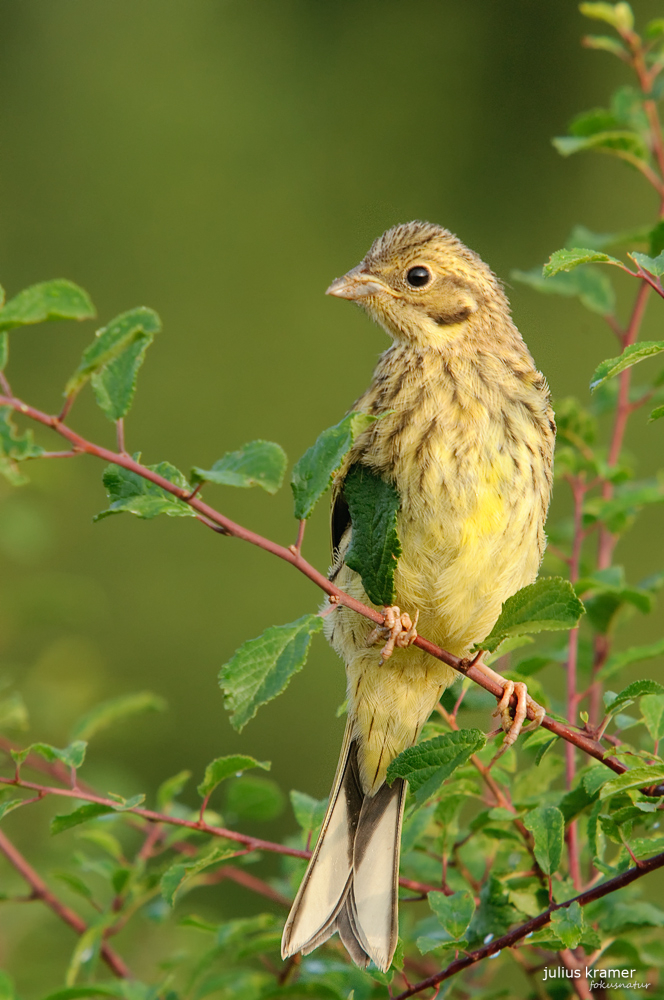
[0,828,131,979]
[0,391,632,777]
[392,848,664,999]
[0,773,438,897]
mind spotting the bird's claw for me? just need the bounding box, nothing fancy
[366,606,419,663]
[475,662,545,757]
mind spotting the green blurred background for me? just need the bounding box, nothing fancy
[0,0,663,992]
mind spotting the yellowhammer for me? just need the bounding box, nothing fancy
[281,221,555,972]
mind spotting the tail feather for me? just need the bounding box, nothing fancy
[281,725,406,973]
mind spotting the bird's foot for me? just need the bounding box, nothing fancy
[475,661,546,756]
[366,606,419,663]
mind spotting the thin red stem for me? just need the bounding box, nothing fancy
[0,828,131,979]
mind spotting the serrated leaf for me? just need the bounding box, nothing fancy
[580,2,634,32]
[599,900,664,932]
[289,789,328,834]
[191,440,287,494]
[600,765,664,799]
[606,678,664,716]
[343,465,402,607]
[477,577,584,653]
[51,802,115,835]
[197,754,270,799]
[161,845,237,906]
[91,330,154,421]
[157,769,191,811]
[386,729,485,808]
[550,901,584,948]
[590,341,664,391]
[650,404,664,422]
[65,307,161,396]
[642,694,664,743]
[523,805,564,874]
[291,411,378,520]
[94,461,195,521]
[70,691,167,741]
[0,280,95,333]
[219,615,323,732]
[543,247,622,277]
[428,890,475,939]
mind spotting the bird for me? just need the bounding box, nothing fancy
[281,221,555,973]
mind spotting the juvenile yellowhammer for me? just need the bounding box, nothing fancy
[281,221,555,972]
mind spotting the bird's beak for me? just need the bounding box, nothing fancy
[326,264,385,300]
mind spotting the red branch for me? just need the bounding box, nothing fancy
[393,848,664,999]
[0,828,131,979]
[0,391,631,778]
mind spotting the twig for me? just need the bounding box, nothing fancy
[0,828,131,979]
[0,390,632,776]
[392,848,664,999]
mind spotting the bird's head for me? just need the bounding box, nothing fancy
[326,221,507,351]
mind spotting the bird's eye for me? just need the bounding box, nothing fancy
[406,266,431,288]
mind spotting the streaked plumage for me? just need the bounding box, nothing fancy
[282,221,555,972]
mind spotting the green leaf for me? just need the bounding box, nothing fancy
[91,331,154,421]
[53,872,96,904]
[0,280,95,333]
[553,130,649,163]
[590,342,664,391]
[51,802,115,835]
[0,333,7,371]
[579,2,634,32]
[477,577,584,653]
[598,900,664,932]
[642,694,664,742]
[0,972,14,1000]
[30,740,87,769]
[225,775,285,821]
[550,901,585,948]
[219,614,323,732]
[597,634,664,681]
[156,769,191,811]
[630,250,664,276]
[161,844,237,905]
[599,765,664,799]
[386,729,486,808]
[290,789,328,833]
[428,890,475,939]
[543,247,622,277]
[191,440,287,494]
[291,411,378,520]
[607,678,664,715]
[0,799,25,821]
[650,404,664,422]
[0,406,44,485]
[197,754,270,800]
[523,805,564,874]
[343,465,402,607]
[582,33,629,57]
[70,691,167,741]
[65,307,161,396]
[94,461,195,521]
[512,264,615,315]
[106,792,146,811]
[39,988,126,1000]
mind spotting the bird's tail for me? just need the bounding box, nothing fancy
[281,721,406,973]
